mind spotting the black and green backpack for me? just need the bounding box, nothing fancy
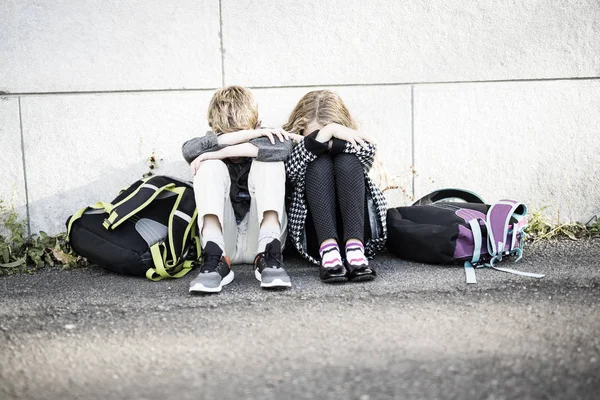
[66,175,200,281]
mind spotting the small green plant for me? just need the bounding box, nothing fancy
[0,200,87,276]
[587,215,600,234]
[525,207,553,238]
[525,207,599,243]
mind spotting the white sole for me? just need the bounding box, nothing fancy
[189,270,234,293]
[254,269,292,288]
[261,279,292,288]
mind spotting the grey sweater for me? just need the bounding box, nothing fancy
[182,131,293,164]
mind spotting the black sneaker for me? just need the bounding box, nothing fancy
[253,239,291,288]
[189,242,233,293]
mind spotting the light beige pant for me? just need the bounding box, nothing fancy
[193,159,288,264]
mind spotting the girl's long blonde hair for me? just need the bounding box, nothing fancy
[282,90,358,134]
[283,90,391,191]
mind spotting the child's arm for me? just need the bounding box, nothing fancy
[182,132,221,164]
[219,128,293,146]
[182,129,296,164]
[313,123,378,171]
[318,123,376,150]
[190,143,259,175]
[248,136,296,162]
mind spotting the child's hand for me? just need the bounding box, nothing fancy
[191,143,260,175]
[288,133,304,143]
[190,148,227,176]
[325,123,376,151]
[190,153,216,175]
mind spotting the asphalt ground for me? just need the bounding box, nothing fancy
[1,239,599,400]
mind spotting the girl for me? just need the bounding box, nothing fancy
[283,90,387,283]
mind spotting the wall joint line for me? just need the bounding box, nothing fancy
[410,85,415,198]
[218,0,225,87]
[18,97,31,235]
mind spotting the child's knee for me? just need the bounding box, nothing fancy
[333,153,361,172]
[198,159,228,171]
[251,159,284,173]
[334,152,360,164]
[249,160,285,184]
[193,159,228,182]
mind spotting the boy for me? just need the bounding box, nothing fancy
[182,86,297,293]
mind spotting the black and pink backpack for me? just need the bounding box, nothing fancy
[386,189,544,284]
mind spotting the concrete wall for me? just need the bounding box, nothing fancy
[1,0,599,235]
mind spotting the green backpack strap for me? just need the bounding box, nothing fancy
[146,242,195,281]
[144,183,200,281]
[66,201,114,253]
[102,175,177,230]
[67,201,114,235]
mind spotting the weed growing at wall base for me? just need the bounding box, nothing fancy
[0,200,88,276]
[525,207,600,243]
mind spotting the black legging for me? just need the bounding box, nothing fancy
[305,153,366,249]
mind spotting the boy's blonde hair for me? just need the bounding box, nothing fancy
[208,85,259,134]
[282,90,358,134]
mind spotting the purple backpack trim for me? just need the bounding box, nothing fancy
[456,199,542,283]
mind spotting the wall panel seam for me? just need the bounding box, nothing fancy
[18,97,31,235]
[219,0,225,86]
[248,76,600,89]
[410,85,415,198]
[3,75,599,97]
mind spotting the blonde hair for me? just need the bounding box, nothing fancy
[207,85,258,134]
[282,90,358,134]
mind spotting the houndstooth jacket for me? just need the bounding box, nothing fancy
[285,139,388,265]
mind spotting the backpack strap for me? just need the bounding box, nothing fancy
[144,184,199,281]
[486,200,527,257]
[483,200,544,280]
[468,218,484,265]
[102,176,177,230]
[463,218,486,284]
[65,201,115,252]
[488,265,545,279]
[146,242,195,281]
[463,261,477,284]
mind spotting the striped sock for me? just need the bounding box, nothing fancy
[345,241,368,266]
[319,243,343,269]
